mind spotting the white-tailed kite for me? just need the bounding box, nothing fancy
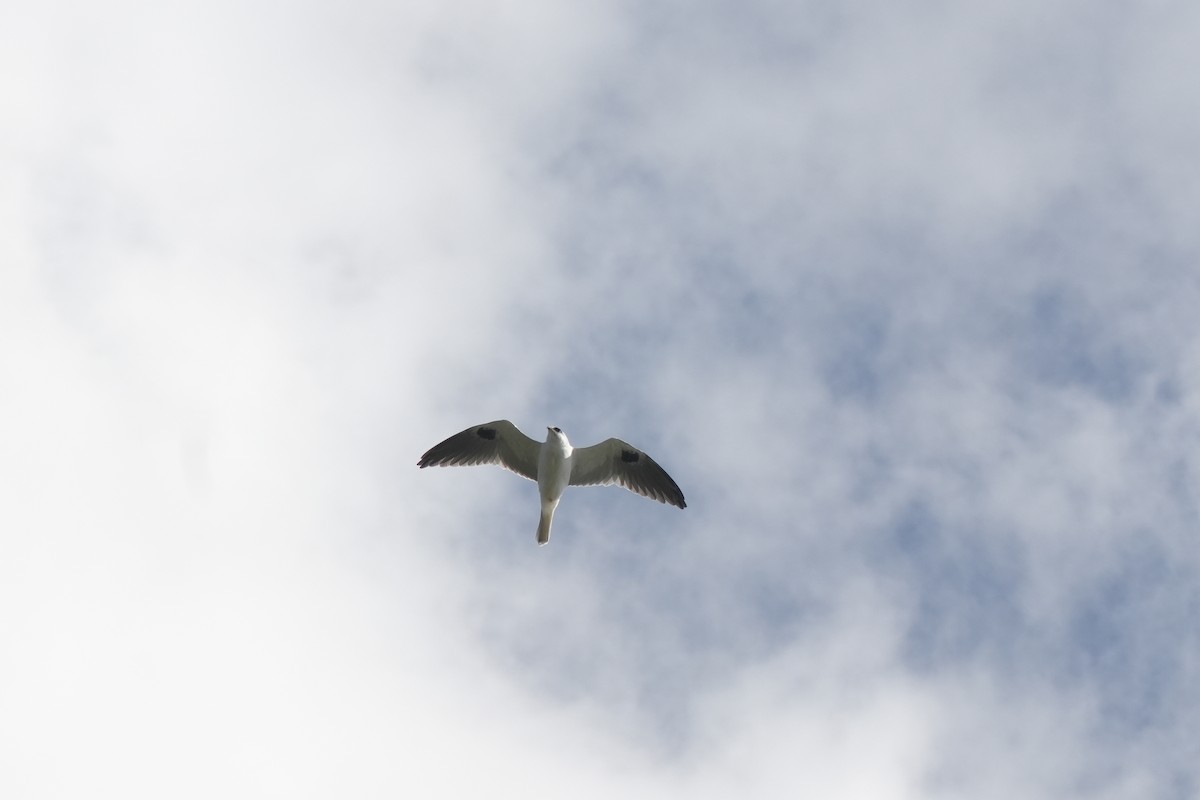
[418,420,686,544]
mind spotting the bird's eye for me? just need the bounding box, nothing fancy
[552,427,562,433]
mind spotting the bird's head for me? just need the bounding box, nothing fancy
[546,425,568,445]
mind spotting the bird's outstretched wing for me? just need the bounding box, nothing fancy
[417,420,539,481]
[569,438,686,508]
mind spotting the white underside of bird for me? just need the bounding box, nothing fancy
[418,421,686,544]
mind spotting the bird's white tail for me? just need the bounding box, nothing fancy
[536,508,553,545]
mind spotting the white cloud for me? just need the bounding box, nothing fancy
[3,1,1199,798]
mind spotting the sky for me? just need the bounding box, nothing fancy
[2,1,1199,797]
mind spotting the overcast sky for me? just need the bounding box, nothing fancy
[3,1,1199,797]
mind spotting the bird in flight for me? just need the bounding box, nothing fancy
[418,420,686,544]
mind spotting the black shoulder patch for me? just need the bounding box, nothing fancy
[477,427,497,440]
[621,449,640,463]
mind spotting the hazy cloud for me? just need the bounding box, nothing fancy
[3,1,1198,797]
